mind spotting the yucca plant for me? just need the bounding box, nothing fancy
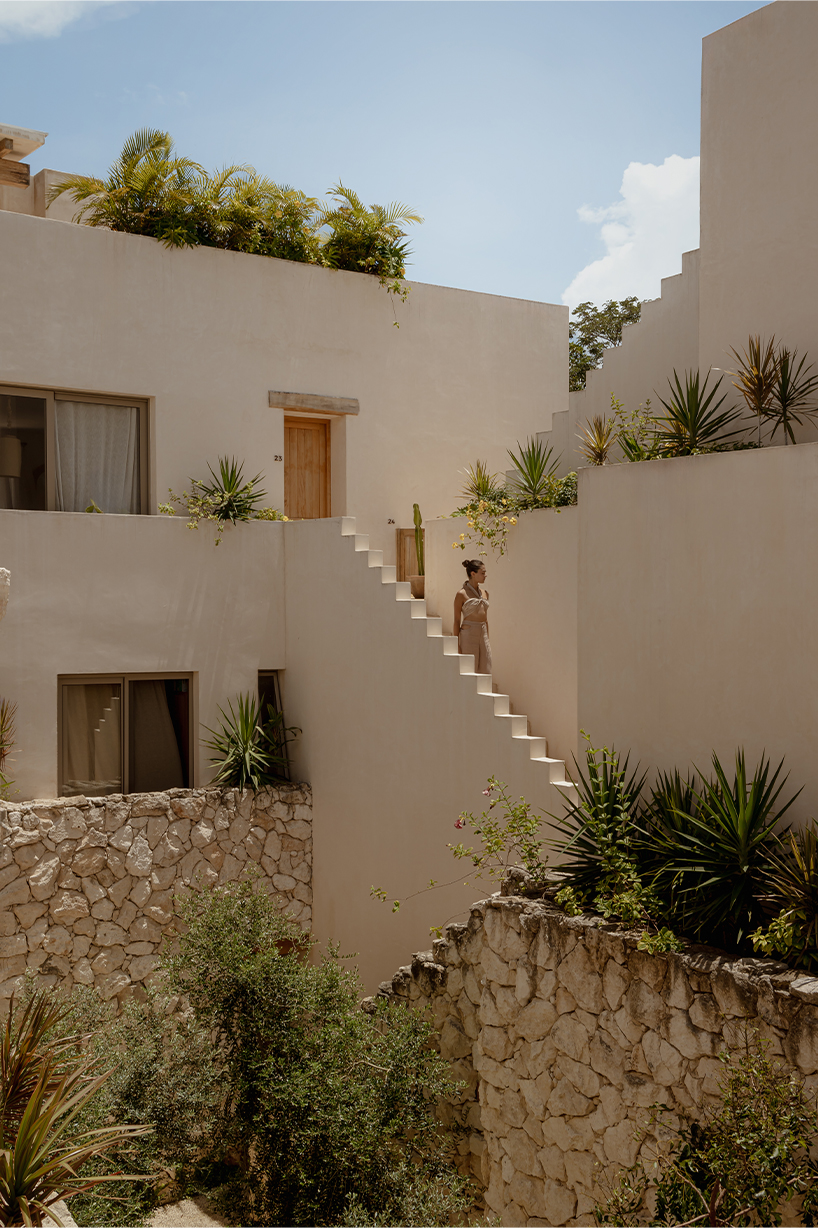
[766,347,818,444]
[761,824,818,968]
[459,460,502,503]
[203,693,298,791]
[318,183,423,283]
[577,415,616,465]
[656,369,743,455]
[728,335,780,446]
[0,991,151,1228]
[0,695,16,789]
[549,739,647,900]
[649,750,796,947]
[506,437,560,503]
[192,457,266,525]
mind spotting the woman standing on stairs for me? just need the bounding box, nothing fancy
[454,559,492,674]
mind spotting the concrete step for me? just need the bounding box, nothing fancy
[409,599,427,619]
[496,713,529,737]
[530,755,570,784]
[340,516,357,537]
[395,581,412,601]
[514,733,547,759]
[367,550,383,568]
[441,636,460,655]
[354,534,370,552]
[425,616,443,637]
[380,566,397,585]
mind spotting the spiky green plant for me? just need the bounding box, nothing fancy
[459,460,502,503]
[0,991,150,1228]
[728,335,780,445]
[656,369,743,455]
[506,437,560,502]
[649,750,796,946]
[577,414,616,465]
[766,347,818,444]
[203,693,298,791]
[412,503,424,577]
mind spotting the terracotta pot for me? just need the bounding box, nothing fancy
[409,574,425,599]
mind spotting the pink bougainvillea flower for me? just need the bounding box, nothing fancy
[454,817,466,829]
[482,788,493,796]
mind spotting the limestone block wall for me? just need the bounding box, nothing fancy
[375,892,818,1228]
[0,785,312,1003]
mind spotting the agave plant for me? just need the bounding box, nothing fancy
[0,991,151,1227]
[318,183,423,282]
[203,693,298,791]
[766,347,818,444]
[656,370,743,455]
[728,335,780,446]
[506,437,560,503]
[0,695,16,789]
[577,415,616,466]
[548,739,647,899]
[459,460,502,503]
[192,457,266,525]
[648,750,797,946]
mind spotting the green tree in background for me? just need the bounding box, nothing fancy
[569,297,643,391]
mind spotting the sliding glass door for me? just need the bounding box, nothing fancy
[0,385,148,514]
[59,674,192,797]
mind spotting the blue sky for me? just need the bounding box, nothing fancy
[0,0,767,306]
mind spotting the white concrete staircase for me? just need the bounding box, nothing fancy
[340,517,576,796]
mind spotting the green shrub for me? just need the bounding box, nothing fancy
[162,879,475,1227]
[597,1034,818,1227]
[752,822,818,970]
[159,456,278,544]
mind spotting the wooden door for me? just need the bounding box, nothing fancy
[284,417,330,519]
[396,527,424,581]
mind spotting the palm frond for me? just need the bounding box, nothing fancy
[577,415,616,466]
[656,369,743,455]
[506,437,560,501]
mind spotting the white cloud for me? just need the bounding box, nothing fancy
[0,1,118,42]
[562,154,700,309]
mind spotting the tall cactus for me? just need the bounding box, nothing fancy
[413,503,424,576]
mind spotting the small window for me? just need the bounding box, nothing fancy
[258,669,290,781]
[0,385,149,514]
[59,674,193,797]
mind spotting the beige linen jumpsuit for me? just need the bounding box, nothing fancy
[458,580,492,674]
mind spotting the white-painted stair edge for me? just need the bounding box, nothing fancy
[342,519,577,795]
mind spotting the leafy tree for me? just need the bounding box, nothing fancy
[568,297,643,391]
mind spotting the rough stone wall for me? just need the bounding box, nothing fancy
[0,785,312,1004]
[375,892,818,1228]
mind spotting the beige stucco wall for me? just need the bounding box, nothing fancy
[578,444,818,821]
[0,210,566,563]
[0,169,78,222]
[281,517,574,990]
[425,510,579,767]
[699,1,818,413]
[0,510,285,799]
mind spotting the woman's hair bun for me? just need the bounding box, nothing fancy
[462,559,482,576]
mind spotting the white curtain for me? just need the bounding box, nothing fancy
[62,683,122,796]
[55,401,139,514]
[130,680,184,793]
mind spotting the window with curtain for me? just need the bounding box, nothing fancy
[0,385,147,514]
[55,401,140,514]
[59,676,191,797]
